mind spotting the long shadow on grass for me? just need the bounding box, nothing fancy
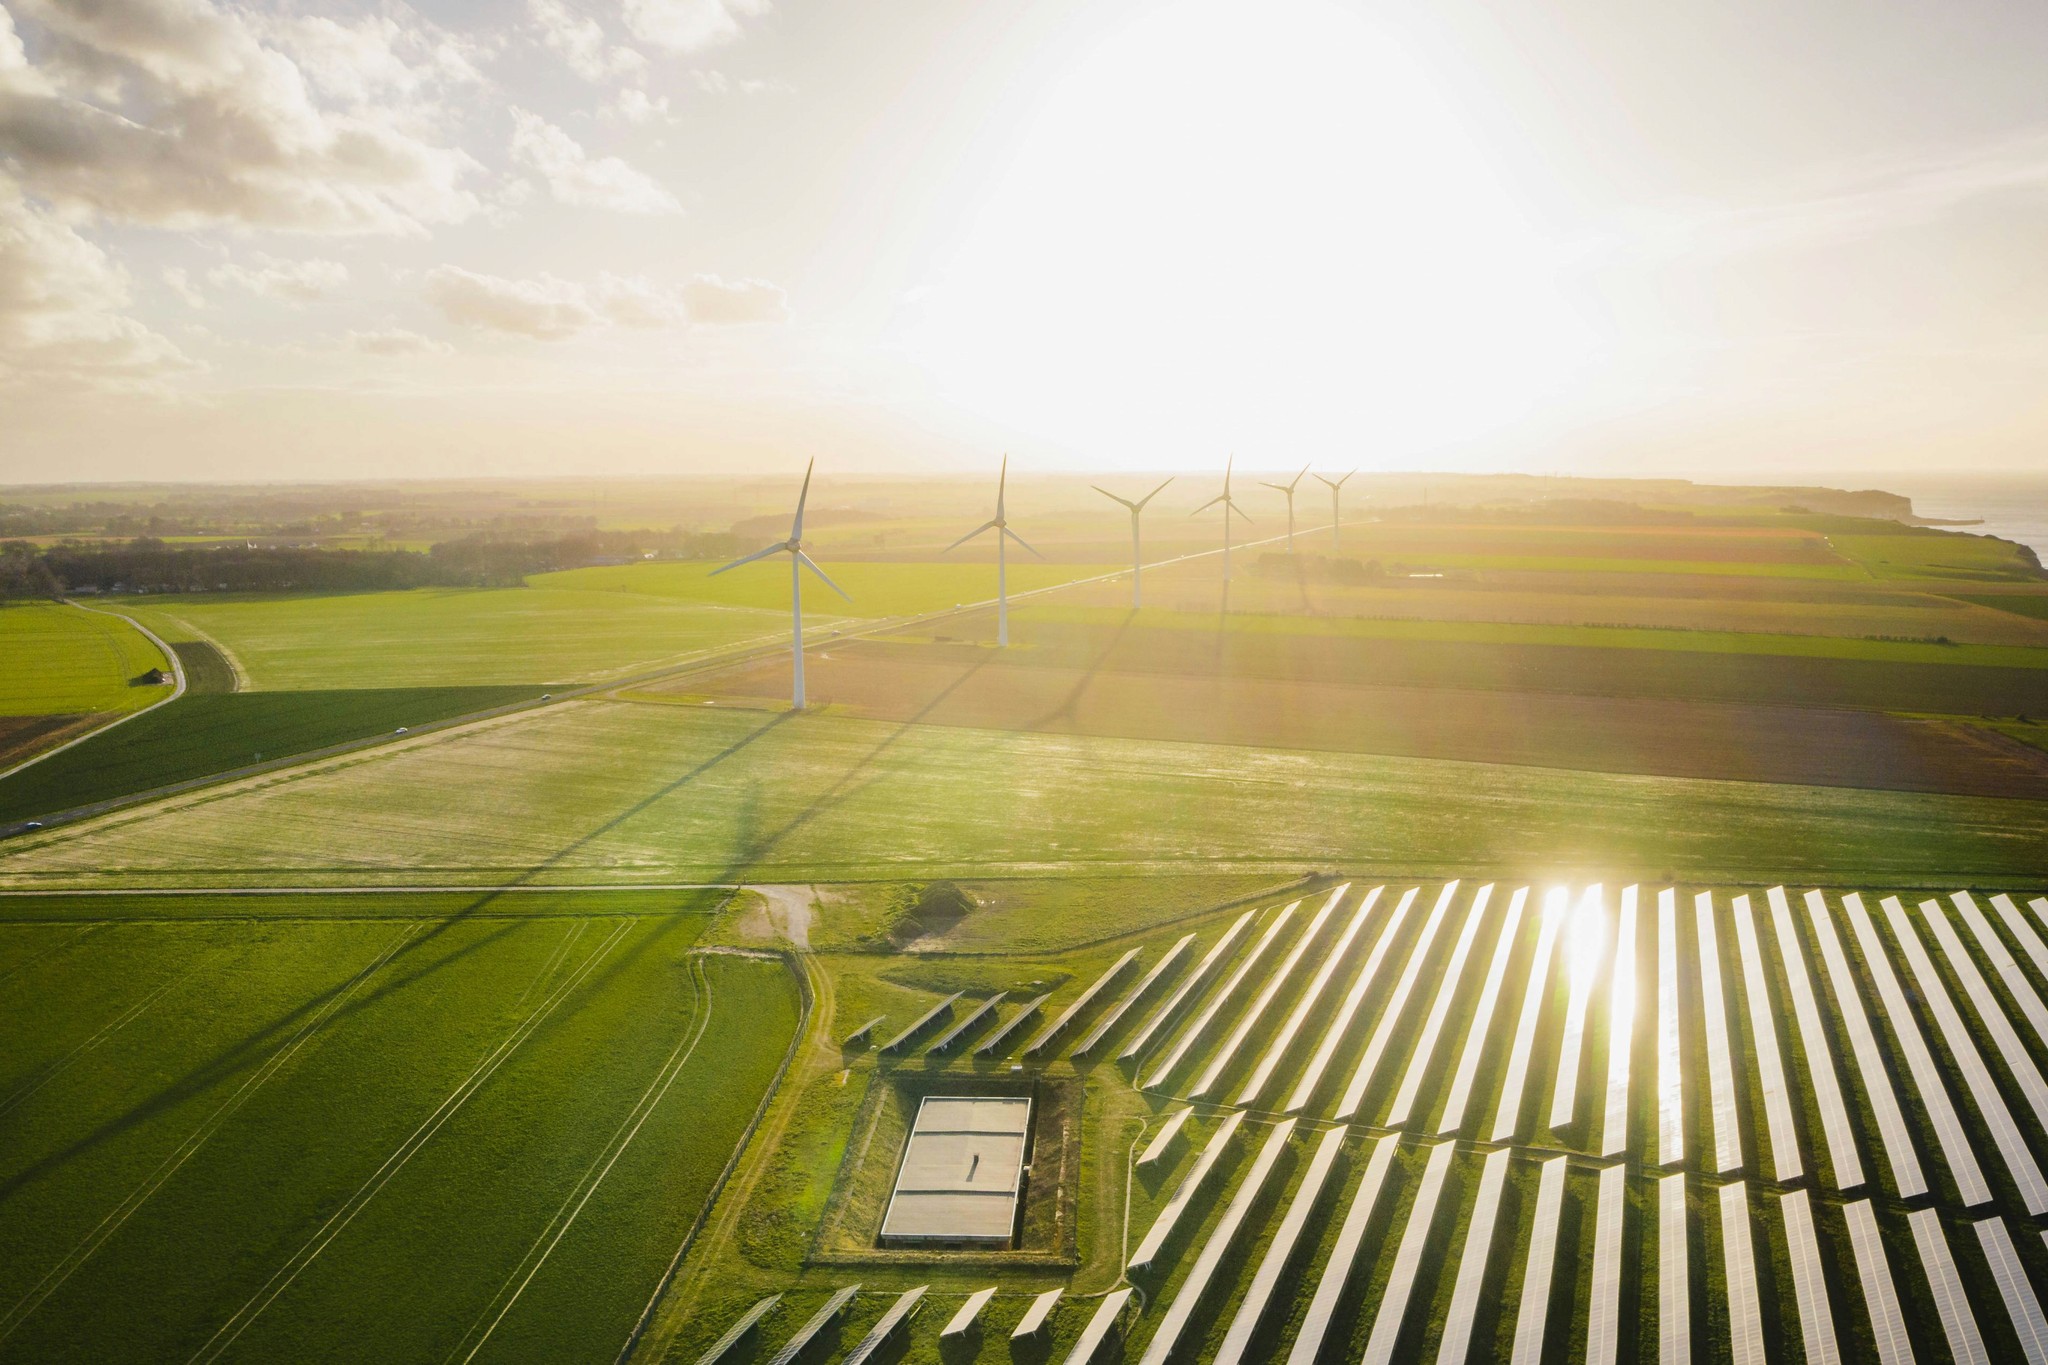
[1027,607,1137,730]
[0,712,793,1205]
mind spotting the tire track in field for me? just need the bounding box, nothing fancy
[445,953,717,1365]
[0,923,101,990]
[0,921,422,1345]
[511,920,586,1013]
[0,952,216,1120]
[185,917,637,1365]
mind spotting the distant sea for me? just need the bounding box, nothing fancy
[1888,475,2048,560]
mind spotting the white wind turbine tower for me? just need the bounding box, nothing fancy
[710,459,850,710]
[1261,465,1310,551]
[1193,456,1252,610]
[946,455,1042,647]
[1315,468,1357,550]
[1091,477,1172,609]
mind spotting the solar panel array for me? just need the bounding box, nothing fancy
[712,879,2048,1365]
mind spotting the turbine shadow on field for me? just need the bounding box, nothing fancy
[1028,607,1137,729]
[0,713,793,1204]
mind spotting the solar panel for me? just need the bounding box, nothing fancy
[1969,893,2048,1053]
[1732,893,1802,1181]
[1922,895,2048,1200]
[1060,1288,1133,1365]
[1434,1147,1511,1365]
[1695,893,1743,1175]
[1491,888,1568,1142]
[765,1285,861,1365]
[879,993,962,1054]
[694,1293,781,1365]
[1215,1124,1349,1365]
[1026,947,1141,1056]
[1975,1218,2048,1365]
[1336,881,1461,1120]
[1074,933,1196,1057]
[1657,889,1684,1168]
[1012,1287,1062,1339]
[1119,909,1257,1062]
[1360,1140,1458,1365]
[1659,1175,1689,1365]
[1720,1183,1765,1365]
[1388,884,1495,1127]
[1805,891,1927,1199]
[1136,1107,1193,1168]
[1144,905,1297,1088]
[1765,887,1861,1189]
[1128,1109,1244,1272]
[939,1288,995,1338]
[1910,1208,1989,1365]
[1585,1164,1629,1365]
[1438,887,1529,1135]
[1548,884,1606,1132]
[1781,1191,1840,1365]
[841,1017,884,1047]
[1138,1118,1297,1365]
[1844,1201,1912,1365]
[1237,889,1382,1106]
[927,992,1006,1054]
[1285,1132,1401,1365]
[1508,1156,1569,1365]
[1885,895,2045,1213]
[841,1286,926,1365]
[974,991,1052,1057]
[1190,887,1348,1097]
[1284,888,1416,1113]
[1599,888,1639,1156]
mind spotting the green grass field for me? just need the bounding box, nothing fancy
[0,602,170,717]
[0,890,799,1363]
[533,559,1120,618]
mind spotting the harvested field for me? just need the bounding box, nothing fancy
[0,716,97,771]
[690,645,2048,798]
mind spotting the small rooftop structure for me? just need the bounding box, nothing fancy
[880,1095,1032,1244]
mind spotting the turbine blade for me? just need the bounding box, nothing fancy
[945,519,999,553]
[795,550,851,602]
[1192,493,1226,515]
[1093,485,1139,511]
[791,458,815,540]
[1135,477,1173,508]
[997,453,1008,520]
[1292,464,1309,489]
[1004,526,1045,560]
[710,542,787,576]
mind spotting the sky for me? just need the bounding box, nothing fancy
[4,0,2048,483]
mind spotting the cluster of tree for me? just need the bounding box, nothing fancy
[0,528,749,598]
[1252,552,1391,583]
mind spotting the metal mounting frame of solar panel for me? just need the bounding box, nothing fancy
[1437,886,1528,1135]
[1805,890,1927,1198]
[1765,887,1862,1189]
[1188,886,1348,1098]
[1059,1288,1133,1365]
[1285,1132,1402,1365]
[841,1017,884,1048]
[1119,909,1258,1063]
[1073,933,1195,1057]
[1127,1109,1245,1272]
[940,1288,996,1339]
[1732,892,1802,1180]
[1336,880,1461,1120]
[1491,888,1568,1143]
[1137,1118,1296,1365]
[1012,1287,1062,1339]
[1024,947,1142,1057]
[841,1286,926,1365]
[974,991,1053,1057]
[1284,886,1411,1113]
[1145,905,1298,1088]
[878,993,962,1054]
[694,1293,782,1365]
[927,992,1006,1054]
[765,1285,860,1365]
[1237,890,1381,1106]
[1214,1124,1349,1365]
[1388,883,1494,1127]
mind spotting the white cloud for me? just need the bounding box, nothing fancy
[595,272,683,327]
[507,108,680,214]
[208,255,349,303]
[423,265,600,339]
[528,0,642,82]
[687,68,790,96]
[682,272,787,323]
[0,0,482,234]
[347,326,450,356]
[621,0,768,54]
[161,265,205,307]
[608,87,674,124]
[0,176,189,384]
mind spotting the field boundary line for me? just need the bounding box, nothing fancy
[186,917,637,1365]
[149,613,249,691]
[447,952,719,1364]
[0,601,184,787]
[0,919,421,1345]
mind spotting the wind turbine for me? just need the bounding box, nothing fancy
[710,459,849,709]
[1315,468,1357,550]
[1261,465,1309,551]
[946,455,1041,647]
[1193,456,1252,609]
[1092,477,1172,608]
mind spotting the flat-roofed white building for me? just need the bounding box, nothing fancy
[880,1096,1032,1244]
